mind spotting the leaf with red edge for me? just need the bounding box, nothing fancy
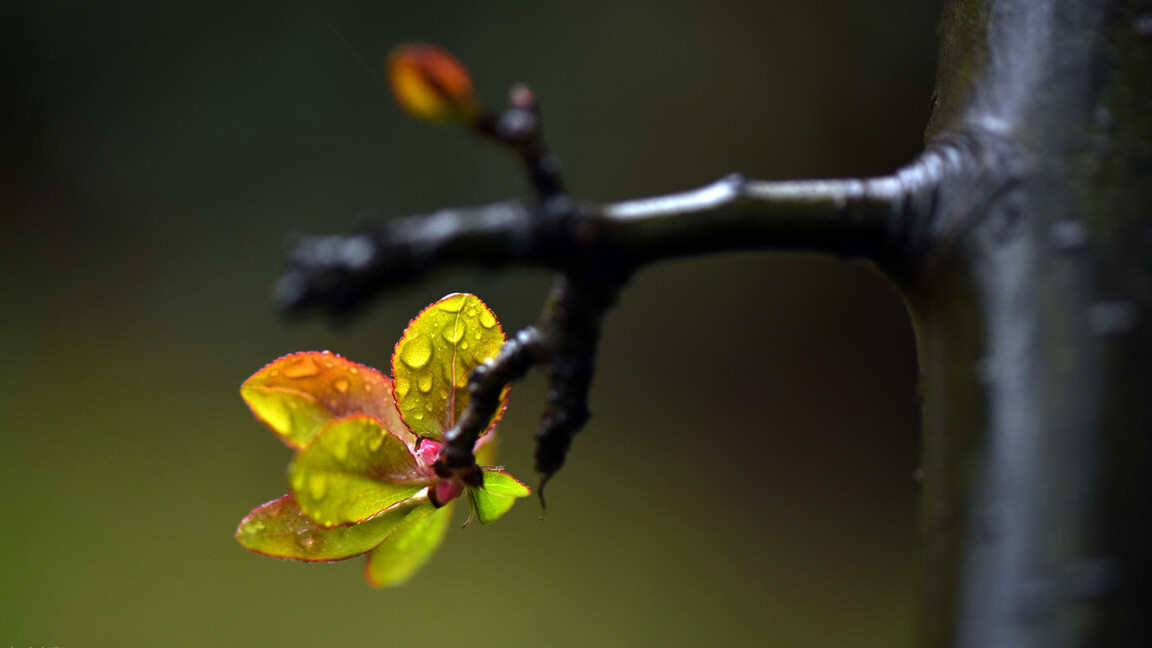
[235,492,426,562]
[241,351,409,449]
[468,468,532,524]
[289,415,429,527]
[392,293,507,441]
[365,500,453,587]
[387,43,480,123]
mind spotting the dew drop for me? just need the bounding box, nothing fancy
[245,520,266,533]
[466,307,478,317]
[436,294,467,313]
[479,310,496,328]
[364,383,373,392]
[400,336,433,369]
[308,474,327,500]
[331,437,350,462]
[473,331,482,340]
[283,356,321,378]
[334,378,350,393]
[395,376,411,397]
[296,530,319,552]
[367,433,383,452]
[417,375,433,393]
[460,341,469,350]
[413,411,425,420]
[442,322,466,344]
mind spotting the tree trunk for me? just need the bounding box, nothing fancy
[913,0,1152,645]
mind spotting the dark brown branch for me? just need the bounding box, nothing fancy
[274,77,958,493]
[274,155,945,489]
[275,148,960,319]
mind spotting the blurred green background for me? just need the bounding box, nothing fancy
[1,1,936,645]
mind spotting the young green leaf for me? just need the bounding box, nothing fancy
[241,352,409,449]
[392,293,507,440]
[289,415,427,527]
[469,469,532,524]
[236,493,424,562]
[365,500,453,587]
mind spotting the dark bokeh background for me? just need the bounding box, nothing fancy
[1,1,936,645]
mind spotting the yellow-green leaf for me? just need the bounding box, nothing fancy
[289,415,427,527]
[365,500,453,587]
[241,351,409,449]
[391,293,507,440]
[468,468,531,524]
[235,493,425,562]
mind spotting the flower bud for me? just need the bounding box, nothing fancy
[387,43,480,123]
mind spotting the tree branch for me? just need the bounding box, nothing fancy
[273,76,951,493]
[276,153,952,318]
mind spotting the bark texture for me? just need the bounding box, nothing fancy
[913,0,1152,645]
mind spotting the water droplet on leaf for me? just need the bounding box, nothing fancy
[436,294,468,313]
[308,474,327,500]
[395,376,411,397]
[479,310,496,328]
[332,437,350,462]
[296,530,319,552]
[334,378,350,393]
[400,336,433,369]
[442,322,466,343]
[283,356,321,378]
[367,433,383,452]
[417,375,433,393]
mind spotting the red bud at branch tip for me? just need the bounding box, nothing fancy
[510,83,535,109]
[387,43,481,124]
